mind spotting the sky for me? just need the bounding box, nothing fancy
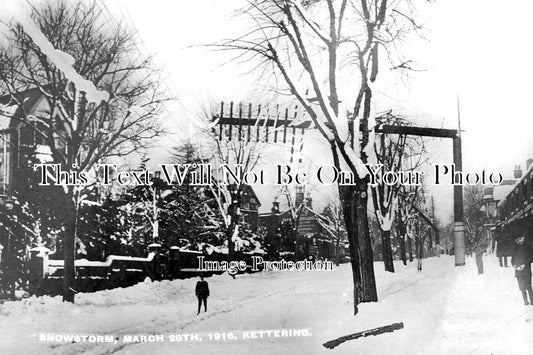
[102,0,533,171]
[3,0,533,222]
[104,0,533,221]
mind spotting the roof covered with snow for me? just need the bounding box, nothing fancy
[0,108,13,130]
[0,88,44,130]
[494,184,517,203]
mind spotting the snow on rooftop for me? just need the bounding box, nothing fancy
[498,163,533,205]
[0,114,12,131]
[493,184,516,203]
[0,103,16,130]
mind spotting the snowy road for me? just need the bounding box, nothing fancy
[0,255,532,354]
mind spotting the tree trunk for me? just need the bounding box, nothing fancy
[407,237,413,262]
[416,236,423,271]
[399,233,407,266]
[62,193,77,303]
[336,237,340,266]
[226,198,240,260]
[340,184,378,315]
[340,185,362,315]
[399,236,406,266]
[428,230,433,257]
[227,188,244,260]
[381,229,395,272]
[356,188,377,302]
[396,211,407,266]
[226,223,235,260]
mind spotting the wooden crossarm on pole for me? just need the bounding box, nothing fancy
[375,124,458,139]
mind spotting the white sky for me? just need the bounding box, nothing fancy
[3,0,533,222]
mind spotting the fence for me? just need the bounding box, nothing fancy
[29,246,161,296]
[28,244,265,296]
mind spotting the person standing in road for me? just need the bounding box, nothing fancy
[511,235,533,305]
[195,275,210,315]
[473,237,488,275]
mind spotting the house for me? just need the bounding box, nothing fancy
[495,160,533,240]
[0,89,61,199]
[258,187,345,261]
[481,160,533,255]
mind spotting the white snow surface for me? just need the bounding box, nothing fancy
[0,255,532,354]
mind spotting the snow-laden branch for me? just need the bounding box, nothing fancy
[342,143,370,179]
[289,0,331,44]
[376,198,397,232]
[8,5,109,103]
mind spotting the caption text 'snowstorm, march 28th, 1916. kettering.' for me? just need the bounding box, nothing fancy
[38,329,312,344]
[33,162,504,187]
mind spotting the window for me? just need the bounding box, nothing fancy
[19,124,34,147]
[487,201,496,217]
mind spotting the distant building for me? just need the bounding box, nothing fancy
[482,180,517,224]
[482,160,533,256]
[239,184,261,230]
[496,160,533,240]
[258,188,345,261]
[482,178,517,254]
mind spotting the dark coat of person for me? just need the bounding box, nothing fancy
[497,235,513,257]
[473,237,488,255]
[195,280,210,298]
[511,243,533,277]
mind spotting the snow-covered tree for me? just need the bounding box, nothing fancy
[218,0,424,313]
[207,124,266,258]
[371,112,427,272]
[0,1,169,302]
[167,143,225,250]
[398,187,439,271]
[396,186,419,265]
[314,202,346,266]
[464,184,489,274]
[1,146,64,297]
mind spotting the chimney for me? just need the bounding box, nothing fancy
[305,192,313,209]
[295,186,304,207]
[271,197,280,214]
[513,165,523,179]
[527,158,533,170]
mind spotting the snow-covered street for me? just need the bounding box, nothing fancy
[0,255,532,355]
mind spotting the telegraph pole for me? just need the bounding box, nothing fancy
[213,102,467,267]
[453,96,465,265]
[375,124,465,266]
